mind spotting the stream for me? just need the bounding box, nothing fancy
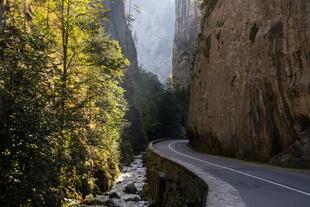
[81,154,149,207]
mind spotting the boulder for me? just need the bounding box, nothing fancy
[125,196,141,202]
[123,183,137,194]
[109,192,121,199]
[105,199,120,207]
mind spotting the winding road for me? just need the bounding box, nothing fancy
[153,139,310,207]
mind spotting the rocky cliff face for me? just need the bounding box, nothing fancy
[104,0,138,71]
[187,0,310,167]
[104,0,146,153]
[172,0,200,90]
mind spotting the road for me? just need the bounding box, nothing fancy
[153,139,310,207]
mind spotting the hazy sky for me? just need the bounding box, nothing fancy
[126,0,176,81]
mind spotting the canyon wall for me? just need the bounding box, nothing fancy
[172,0,200,90]
[187,0,310,167]
[104,0,146,154]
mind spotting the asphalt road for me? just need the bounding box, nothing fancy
[153,139,310,207]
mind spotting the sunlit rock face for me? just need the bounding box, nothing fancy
[187,0,310,168]
[126,0,175,81]
[172,0,200,90]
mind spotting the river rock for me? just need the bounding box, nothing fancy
[109,192,121,199]
[125,196,141,202]
[105,199,120,207]
[124,183,137,194]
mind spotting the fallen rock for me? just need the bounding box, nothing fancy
[109,192,121,199]
[123,183,137,194]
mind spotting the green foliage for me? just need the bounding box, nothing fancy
[0,0,128,206]
[155,80,188,139]
[120,68,188,164]
[120,138,134,165]
[136,69,188,142]
[136,70,162,140]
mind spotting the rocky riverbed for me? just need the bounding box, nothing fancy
[80,155,149,207]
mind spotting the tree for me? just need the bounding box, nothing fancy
[0,1,59,205]
[0,0,128,205]
[133,68,187,144]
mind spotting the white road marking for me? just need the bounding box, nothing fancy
[167,140,310,197]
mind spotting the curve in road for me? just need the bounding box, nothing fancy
[153,139,310,207]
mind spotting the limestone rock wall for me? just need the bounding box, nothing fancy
[172,0,200,90]
[187,0,310,167]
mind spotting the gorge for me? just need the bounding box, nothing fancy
[0,0,309,206]
[126,0,175,81]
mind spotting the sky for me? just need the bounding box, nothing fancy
[126,0,176,81]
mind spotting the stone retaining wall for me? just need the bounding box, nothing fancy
[147,141,208,207]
